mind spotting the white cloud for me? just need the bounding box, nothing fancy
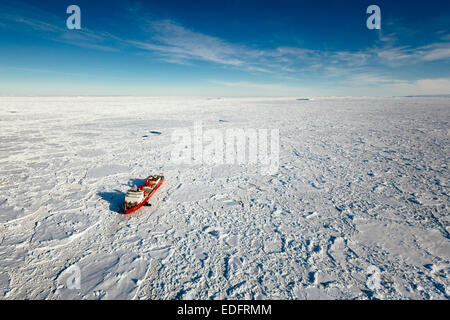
[131,20,249,67]
[391,78,450,95]
[347,73,404,85]
[211,80,285,90]
[341,70,450,94]
[375,43,450,65]
[421,47,450,61]
[130,21,381,76]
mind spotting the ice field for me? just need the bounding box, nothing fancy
[0,96,449,299]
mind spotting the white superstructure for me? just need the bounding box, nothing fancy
[125,186,144,204]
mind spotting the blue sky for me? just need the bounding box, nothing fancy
[0,0,449,96]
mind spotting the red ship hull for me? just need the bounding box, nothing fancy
[123,175,164,214]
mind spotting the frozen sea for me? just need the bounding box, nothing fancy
[0,96,448,299]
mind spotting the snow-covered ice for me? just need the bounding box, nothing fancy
[0,96,448,300]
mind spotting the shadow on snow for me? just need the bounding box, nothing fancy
[98,190,125,213]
